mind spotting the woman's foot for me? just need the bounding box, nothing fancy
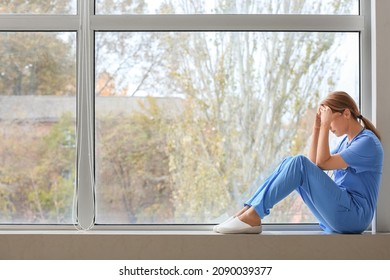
[217,207,262,234]
[235,205,250,217]
[238,207,261,227]
[217,217,262,234]
[213,206,251,233]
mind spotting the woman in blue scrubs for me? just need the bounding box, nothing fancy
[215,91,384,234]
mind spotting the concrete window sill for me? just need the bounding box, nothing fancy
[0,230,389,259]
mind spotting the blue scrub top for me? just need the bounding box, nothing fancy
[332,129,384,213]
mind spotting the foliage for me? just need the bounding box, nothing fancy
[0,114,75,223]
[166,97,232,223]
[96,97,173,223]
[0,32,76,96]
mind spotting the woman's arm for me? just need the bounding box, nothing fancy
[308,107,322,163]
[316,120,332,166]
[308,113,321,163]
[316,106,348,170]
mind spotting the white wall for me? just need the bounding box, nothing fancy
[373,0,390,232]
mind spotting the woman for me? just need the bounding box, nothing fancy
[214,91,384,234]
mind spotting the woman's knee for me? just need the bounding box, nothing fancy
[276,155,316,176]
[284,155,320,176]
[289,155,312,166]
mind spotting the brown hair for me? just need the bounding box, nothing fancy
[321,91,381,141]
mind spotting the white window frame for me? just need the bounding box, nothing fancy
[1,0,387,232]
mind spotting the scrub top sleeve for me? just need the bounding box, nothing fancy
[339,135,379,173]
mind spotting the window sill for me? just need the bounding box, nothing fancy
[0,229,389,260]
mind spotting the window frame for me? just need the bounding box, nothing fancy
[1,0,384,232]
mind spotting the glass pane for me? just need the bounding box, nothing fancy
[0,32,76,224]
[0,0,76,14]
[95,31,359,224]
[96,0,358,15]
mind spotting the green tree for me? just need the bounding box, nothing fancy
[96,97,174,223]
[29,113,75,223]
[0,1,76,223]
[0,32,76,96]
[0,114,75,223]
[0,1,76,94]
[0,117,49,222]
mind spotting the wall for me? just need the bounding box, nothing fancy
[374,0,390,232]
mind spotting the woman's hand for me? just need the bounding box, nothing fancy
[319,105,333,127]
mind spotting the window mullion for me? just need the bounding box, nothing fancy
[76,0,95,230]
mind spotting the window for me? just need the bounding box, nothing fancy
[95,31,359,224]
[1,0,374,230]
[0,32,76,224]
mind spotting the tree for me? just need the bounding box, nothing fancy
[0,32,76,96]
[96,97,174,223]
[0,1,76,223]
[0,114,75,223]
[0,1,76,94]
[29,113,75,223]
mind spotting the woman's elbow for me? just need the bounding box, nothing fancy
[315,158,329,170]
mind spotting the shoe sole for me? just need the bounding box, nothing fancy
[218,226,262,234]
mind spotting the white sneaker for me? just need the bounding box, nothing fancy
[217,217,262,234]
[213,216,235,233]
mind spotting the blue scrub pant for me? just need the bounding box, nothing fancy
[245,155,370,233]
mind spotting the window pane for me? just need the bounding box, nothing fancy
[0,32,76,224]
[0,0,76,14]
[96,0,358,15]
[95,31,359,224]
